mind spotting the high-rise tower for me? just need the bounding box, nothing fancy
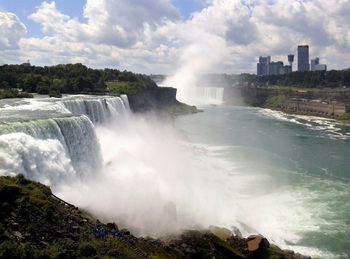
[297,45,309,72]
[257,56,271,76]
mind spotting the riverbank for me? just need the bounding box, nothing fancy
[0,175,311,258]
[238,86,350,122]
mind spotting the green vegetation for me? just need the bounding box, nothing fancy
[239,69,350,88]
[161,102,200,117]
[0,175,309,259]
[106,81,139,95]
[0,63,157,99]
[265,95,288,109]
[0,89,33,99]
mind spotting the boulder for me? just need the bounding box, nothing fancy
[209,226,233,241]
[247,235,269,259]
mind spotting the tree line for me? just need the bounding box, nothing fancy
[0,63,157,97]
[238,69,350,88]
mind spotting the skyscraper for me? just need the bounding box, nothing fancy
[257,56,270,76]
[297,45,309,72]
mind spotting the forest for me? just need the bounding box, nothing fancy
[0,63,157,98]
[238,69,350,88]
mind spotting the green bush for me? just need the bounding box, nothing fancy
[265,95,288,109]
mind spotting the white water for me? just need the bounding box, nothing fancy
[161,78,224,105]
[193,87,224,105]
[0,95,129,186]
[0,96,348,258]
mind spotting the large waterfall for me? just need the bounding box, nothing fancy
[194,87,224,105]
[59,95,130,124]
[0,95,130,186]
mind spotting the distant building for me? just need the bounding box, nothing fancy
[311,57,327,71]
[297,45,310,72]
[310,57,319,71]
[257,56,271,76]
[283,65,292,74]
[269,61,283,75]
[288,54,294,71]
[314,64,327,71]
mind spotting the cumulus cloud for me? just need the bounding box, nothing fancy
[0,12,27,49]
[1,0,350,73]
[28,0,179,48]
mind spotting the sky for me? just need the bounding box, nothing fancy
[0,0,350,74]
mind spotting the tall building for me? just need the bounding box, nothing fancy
[257,56,270,76]
[297,45,310,72]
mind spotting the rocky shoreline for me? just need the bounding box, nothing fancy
[0,175,311,258]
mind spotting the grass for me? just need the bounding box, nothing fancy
[106,81,139,95]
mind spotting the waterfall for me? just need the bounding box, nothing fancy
[0,94,130,186]
[0,115,102,186]
[60,95,129,124]
[194,87,224,105]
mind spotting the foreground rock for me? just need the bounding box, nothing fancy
[0,175,311,258]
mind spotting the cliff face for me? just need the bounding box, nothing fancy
[128,87,178,112]
[128,87,198,116]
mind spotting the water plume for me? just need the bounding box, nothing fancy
[163,33,228,105]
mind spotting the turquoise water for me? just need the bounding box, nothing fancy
[1,96,349,258]
[175,106,350,258]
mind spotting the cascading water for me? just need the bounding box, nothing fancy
[194,87,224,105]
[0,116,102,186]
[0,95,130,186]
[60,95,129,124]
[1,94,347,258]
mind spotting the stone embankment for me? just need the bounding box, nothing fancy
[281,100,349,116]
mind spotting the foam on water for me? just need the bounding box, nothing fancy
[0,116,101,186]
[0,95,130,186]
[259,108,350,140]
[0,98,349,258]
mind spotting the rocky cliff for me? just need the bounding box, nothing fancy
[0,175,311,259]
[128,87,198,116]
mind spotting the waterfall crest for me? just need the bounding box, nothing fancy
[60,95,129,124]
[194,87,224,105]
[0,94,130,185]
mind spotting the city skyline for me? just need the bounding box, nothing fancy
[257,44,328,76]
[0,0,350,74]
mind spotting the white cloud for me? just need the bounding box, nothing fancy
[1,0,350,73]
[0,12,27,49]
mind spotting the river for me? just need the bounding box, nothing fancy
[0,96,349,258]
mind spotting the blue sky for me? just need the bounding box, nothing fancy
[0,0,86,37]
[0,0,349,73]
[0,0,205,38]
